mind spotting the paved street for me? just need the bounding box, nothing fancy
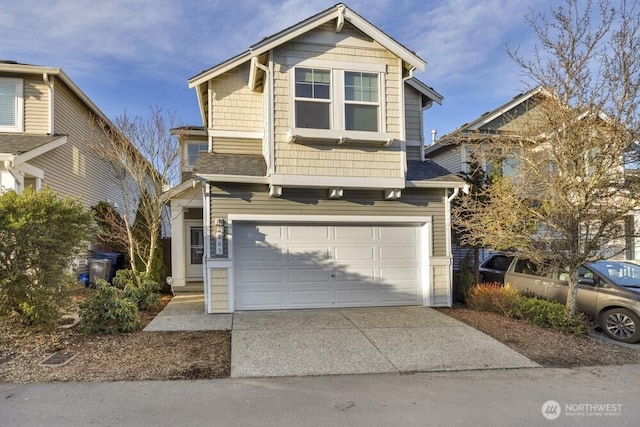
[2,365,639,426]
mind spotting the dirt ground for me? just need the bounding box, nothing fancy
[0,296,230,383]
[2,298,639,383]
[439,306,640,367]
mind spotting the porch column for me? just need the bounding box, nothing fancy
[170,202,186,288]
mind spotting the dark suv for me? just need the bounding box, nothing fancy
[505,259,640,343]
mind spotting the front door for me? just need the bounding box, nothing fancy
[186,221,204,278]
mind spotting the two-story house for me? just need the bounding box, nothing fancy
[168,4,465,313]
[0,60,144,273]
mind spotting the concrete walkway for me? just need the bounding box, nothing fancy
[144,295,539,377]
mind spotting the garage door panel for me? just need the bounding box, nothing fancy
[379,267,419,282]
[289,290,331,306]
[236,245,283,262]
[288,226,330,240]
[236,290,284,309]
[335,246,375,261]
[380,287,422,302]
[288,268,332,283]
[335,289,376,305]
[333,267,375,282]
[380,226,418,240]
[287,246,331,262]
[334,226,375,239]
[237,269,284,284]
[379,245,419,261]
[233,222,424,310]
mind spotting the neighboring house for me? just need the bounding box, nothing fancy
[426,86,637,268]
[424,86,547,270]
[0,60,138,270]
[168,3,465,314]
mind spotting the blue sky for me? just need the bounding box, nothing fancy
[0,0,546,138]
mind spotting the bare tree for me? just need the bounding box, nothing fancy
[453,0,640,316]
[88,107,180,284]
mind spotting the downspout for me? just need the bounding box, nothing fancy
[202,180,212,313]
[445,185,469,307]
[42,73,54,134]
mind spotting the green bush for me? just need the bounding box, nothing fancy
[79,281,140,334]
[0,188,93,327]
[112,269,161,310]
[513,297,587,334]
[466,282,521,315]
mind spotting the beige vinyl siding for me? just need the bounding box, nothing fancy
[404,85,422,144]
[23,76,49,134]
[210,63,262,131]
[272,21,403,178]
[212,138,261,155]
[274,142,402,177]
[29,79,126,210]
[406,145,422,161]
[209,183,447,257]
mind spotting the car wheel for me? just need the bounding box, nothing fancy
[600,308,640,343]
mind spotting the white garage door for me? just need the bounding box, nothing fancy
[233,222,424,310]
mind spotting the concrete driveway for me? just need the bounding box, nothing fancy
[231,306,539,377]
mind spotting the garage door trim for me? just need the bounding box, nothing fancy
[227,214,432,312]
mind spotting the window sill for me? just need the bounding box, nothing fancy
[287,128,395,146]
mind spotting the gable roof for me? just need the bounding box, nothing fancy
[424,86,547,156]
[188,3,427,88]
[0,61,114,129]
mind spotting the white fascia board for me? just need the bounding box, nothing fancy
[343,9,426,71]
[188,51,253,88]
[228,214,431,224]
[466,86,545,131]
[405,179,466,189]
[195,174,269,184]
[188,4,427,87]
[14,135,68,165]
[0,64,114,129]
[270,174,405,189]
[406,78,443,106]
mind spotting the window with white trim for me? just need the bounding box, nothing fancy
[0,77,23,133]
[344,72,379,132]
[294,68,331,129]
[291,63,384,134]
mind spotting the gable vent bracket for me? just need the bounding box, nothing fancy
[336,4,346,32]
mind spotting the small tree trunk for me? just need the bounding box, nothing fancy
[473,248,480,284]
[566,269,580,317]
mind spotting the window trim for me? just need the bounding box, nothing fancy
[289,59,386,136]
[0,77,24,133]
[183,141,209,170]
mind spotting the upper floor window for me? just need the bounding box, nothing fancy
[344,72,379,132]
[294,68,330,129]
[186,142,208,167]
[0,77,23,133]
[291,63,384,134]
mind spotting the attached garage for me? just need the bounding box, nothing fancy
[230,218,430,311]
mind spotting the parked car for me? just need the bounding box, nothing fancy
[479,254,514,283]
[505,258,640,343]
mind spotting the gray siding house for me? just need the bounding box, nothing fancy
[169,4,464,313]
